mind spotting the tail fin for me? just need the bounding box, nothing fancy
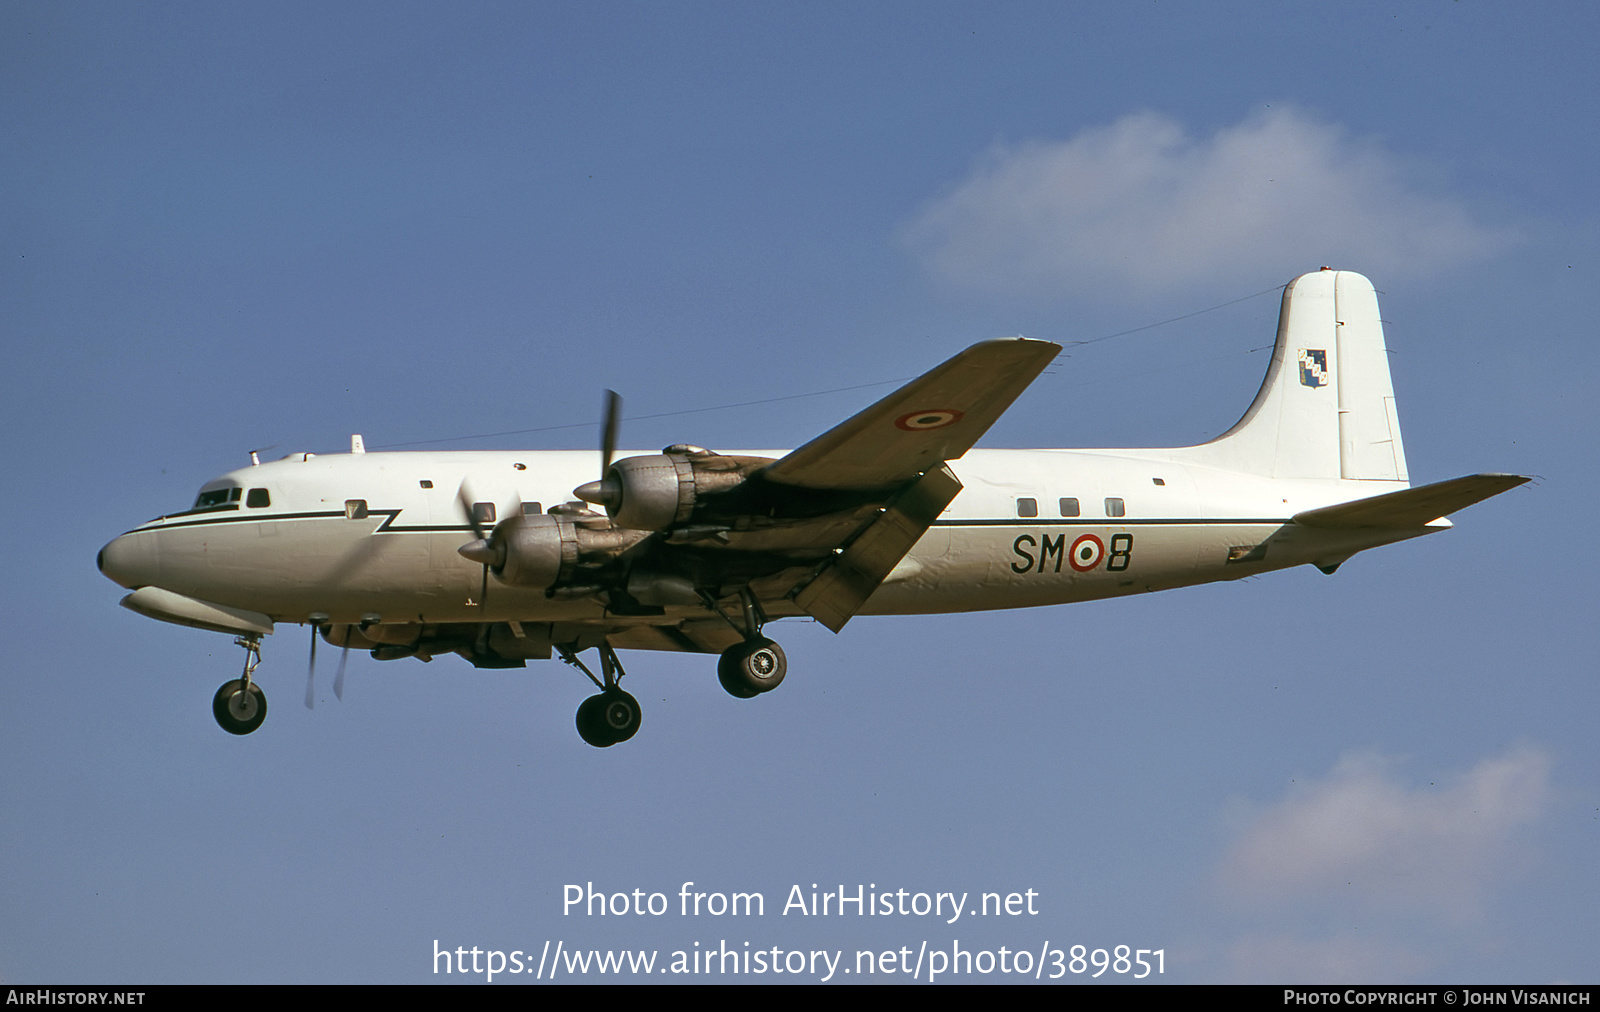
[1186,269,1409,481]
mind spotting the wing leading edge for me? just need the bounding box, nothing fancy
[763,337,1062,490]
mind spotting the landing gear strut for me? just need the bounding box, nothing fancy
[214,636,268,735]
[561,642,640,748]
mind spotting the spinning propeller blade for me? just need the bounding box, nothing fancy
[601,389,621,477]
[574,390,625,512]
[455,479,525,611]
[304,627,317,710]
[334,625,351,701]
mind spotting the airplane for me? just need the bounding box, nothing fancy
[97,269,1528,747]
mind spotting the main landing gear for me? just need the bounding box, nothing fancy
[560,589,790,748]
[213,635,268,735]
[713,586,787,699]
[717,638,787,698]
[560,643,642,749]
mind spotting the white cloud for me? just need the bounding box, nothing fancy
[900,107,1511,300]
[1216,747,1551,923]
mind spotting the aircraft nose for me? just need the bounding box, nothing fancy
[98,532,157,589]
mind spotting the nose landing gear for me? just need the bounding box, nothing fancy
[213,636,268,735]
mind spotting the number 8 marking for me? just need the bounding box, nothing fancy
[1107,533,1133,572]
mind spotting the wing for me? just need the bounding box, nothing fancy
[755,337,1060,630]
[764,338,1062,490]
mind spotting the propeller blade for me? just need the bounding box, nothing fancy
[456,481,495,608]
[600,389,621,477]
[456,481,489,541]
[304,627,318,710]
[334,626,351,701]
[575,391,625,512]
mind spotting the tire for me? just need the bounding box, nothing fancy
[213,679,268,735]
[717,638,787,698]
[575,693,615,748]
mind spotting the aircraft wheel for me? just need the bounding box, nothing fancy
[213,679,267,735]
[600,689,641,744]
[576,689,641,747]
[717,638,786,698]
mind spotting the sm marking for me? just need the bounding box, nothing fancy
[1012,532,1133,574]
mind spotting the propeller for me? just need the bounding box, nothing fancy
[304,616,351,709]
[456,481,497,609]
[574,390,624,512]
[455,480,526,610]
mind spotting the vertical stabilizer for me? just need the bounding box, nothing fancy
[1183,269,1408,481]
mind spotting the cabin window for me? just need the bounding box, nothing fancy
[246,488,270,508]
[345,499,369,520]
[472,502,496,525]
[1059,497,1080,517]
[521,502,543,516]
[1151,477,1166,486]
[419,480,433,489]
[1105,497,1126,518]
[1016,497,1038,518]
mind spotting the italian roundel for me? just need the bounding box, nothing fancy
[894,408,964,431]
[1068,534,1105,572]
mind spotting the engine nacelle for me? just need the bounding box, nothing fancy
[579,445,774,531]
[492,511,648,591]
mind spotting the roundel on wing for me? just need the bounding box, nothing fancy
[894,408,964,431]
[1068,534,1105,572]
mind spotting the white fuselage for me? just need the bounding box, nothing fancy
[98,446,1422,633]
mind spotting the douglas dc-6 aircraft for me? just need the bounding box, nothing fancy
[99,269,1527,746]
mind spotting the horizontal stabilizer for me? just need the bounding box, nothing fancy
[1292,473,1529,529]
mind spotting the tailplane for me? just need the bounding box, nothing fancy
[1185,269,1409,481]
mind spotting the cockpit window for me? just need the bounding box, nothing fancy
[246,488,270,508]
[194,486,242,510]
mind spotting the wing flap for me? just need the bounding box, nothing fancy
[1292,473,1529,529]
[605,620,745,655]
[792,465,962,632]
[763,338,1060,490]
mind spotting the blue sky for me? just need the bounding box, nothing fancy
[3,1,1596,984]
